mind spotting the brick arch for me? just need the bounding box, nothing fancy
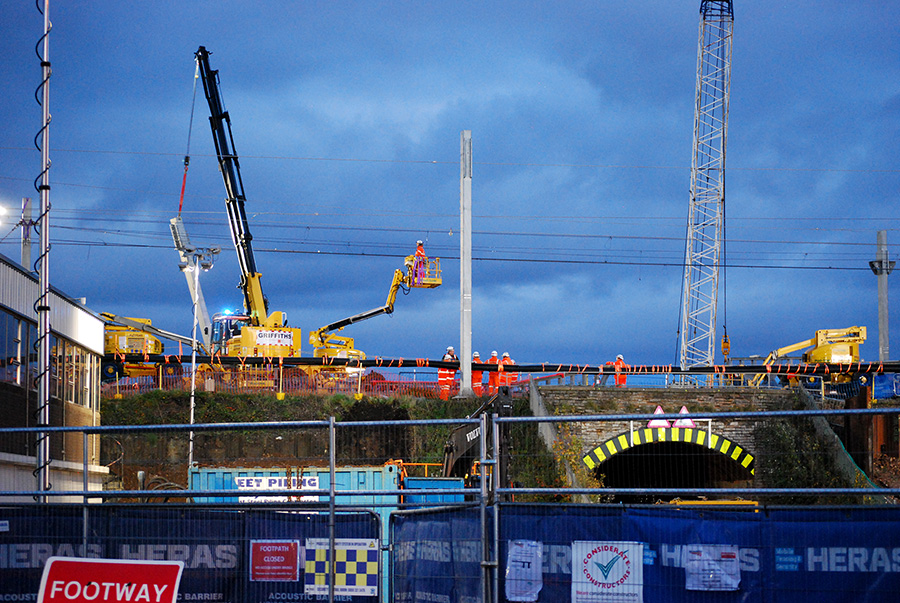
[581,427,755,475]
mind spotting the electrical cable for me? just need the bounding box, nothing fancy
[177,58,201,215]
[3,145,900,174]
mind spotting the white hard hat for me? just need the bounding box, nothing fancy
[502,352,510,358]
[473,351,480,357]
[417,240,423,245]
[616,354,624,360]
[491,350,498,356]
[447,346,454,351]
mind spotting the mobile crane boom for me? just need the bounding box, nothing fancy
[195,45,281,329]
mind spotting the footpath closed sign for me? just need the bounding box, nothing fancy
[250,540,300,581]
[38,557,184,603]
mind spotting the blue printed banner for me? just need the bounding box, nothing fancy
[392,505,900,603]
[873,373,900,399]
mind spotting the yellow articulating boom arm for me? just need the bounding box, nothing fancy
[100,312,204,352]
[309,252,442,350]
[750,326,867,387]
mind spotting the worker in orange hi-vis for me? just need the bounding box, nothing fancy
[438,346,457,400]
[414,240,426,285]
[471,351,483,396]
[486,350,500,395]
[500,351,516,387]
[613,353,628,388]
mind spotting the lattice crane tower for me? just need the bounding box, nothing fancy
[678,0,734,370]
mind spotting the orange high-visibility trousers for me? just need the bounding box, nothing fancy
[438,368,453,400]
[500,358,515,386]
[487,357,500,394]
[472,370,483,396]
[613,358,627,388]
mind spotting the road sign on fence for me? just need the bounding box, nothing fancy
[250,540,301,581]
[38,557,184,603]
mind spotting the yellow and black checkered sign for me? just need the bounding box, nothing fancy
[304,538,379,595]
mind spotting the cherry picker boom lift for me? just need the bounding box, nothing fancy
[749,326,867,387]
[309,252,441,357]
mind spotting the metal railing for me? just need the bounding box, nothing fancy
[2,405,898,503]
[3,402,900,603]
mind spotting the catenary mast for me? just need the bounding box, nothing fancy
[678,0,734,370]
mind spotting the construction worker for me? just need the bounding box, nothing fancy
[471,351,483,396]
[438,345,457,400]
[487,350,500,395]
[613,353,628,388]
[500,351,516,388]
[414,240,426,284]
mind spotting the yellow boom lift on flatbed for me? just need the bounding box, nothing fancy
[750,326,867,387]
[100,313,199,381]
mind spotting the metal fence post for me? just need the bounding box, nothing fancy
[480,412,491,603]
[83,431,89,556]
[492,412,501,603]
[329,416,336,603]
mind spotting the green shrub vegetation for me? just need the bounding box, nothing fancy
[101,391,569,500]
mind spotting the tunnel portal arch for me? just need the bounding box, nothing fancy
[582,426,755,476]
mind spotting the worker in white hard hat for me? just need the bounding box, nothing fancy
[414,240,426,284]
[471,351,483,396]
[438,346,458,400]
[500,351,516,388]
[613,354,627,388]
[487,351,500,395]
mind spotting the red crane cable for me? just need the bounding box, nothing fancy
[178,60,201,215]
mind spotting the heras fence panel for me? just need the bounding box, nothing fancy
[390,503,900,603]
[0,504,380,603]
[499,504,900,602]
[391,505,485,603]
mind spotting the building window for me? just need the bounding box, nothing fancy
[0,306,99,409]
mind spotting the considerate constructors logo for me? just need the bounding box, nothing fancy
[580,543,633,589]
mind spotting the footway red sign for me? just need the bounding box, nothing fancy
[37,557,184,603]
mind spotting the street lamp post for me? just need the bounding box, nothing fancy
[184,246,218,470]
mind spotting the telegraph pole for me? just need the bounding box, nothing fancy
[869,230,894,361]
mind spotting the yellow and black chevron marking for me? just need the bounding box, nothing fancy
[581,427,755,475]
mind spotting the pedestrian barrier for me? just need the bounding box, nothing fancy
[3,404,900,602]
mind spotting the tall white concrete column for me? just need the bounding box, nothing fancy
[869,230,895,361]
[459,130,474,397]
